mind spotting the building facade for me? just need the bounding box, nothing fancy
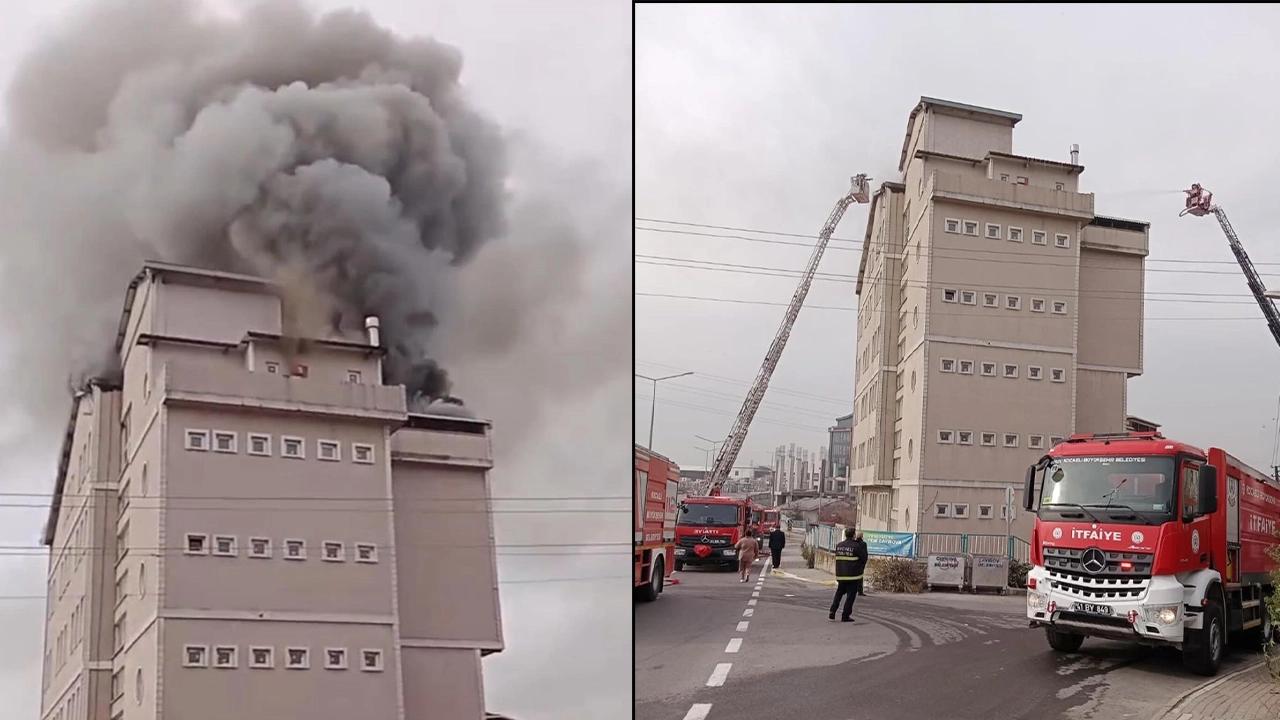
[40,262,503,720]
[849,97,1148,539]
[828,413,853,486]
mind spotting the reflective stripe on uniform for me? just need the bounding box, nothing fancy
[835,574,864,581]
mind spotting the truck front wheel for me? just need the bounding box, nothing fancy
[1184,602,1225,676]
[1045,627,1085,652]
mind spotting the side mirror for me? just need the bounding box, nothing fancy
[1023,464,1037,511]
[1198,465,1218,514]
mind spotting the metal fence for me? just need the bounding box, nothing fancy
[806,524,1031,564]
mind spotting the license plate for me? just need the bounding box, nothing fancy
[675,548,686,556]
[1071,602,1113,616]
[723,549,736,557]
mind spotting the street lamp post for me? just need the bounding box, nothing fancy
[695,434,725,493]
[636,372,693,449]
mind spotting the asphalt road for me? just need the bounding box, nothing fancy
[635,541,1256,720]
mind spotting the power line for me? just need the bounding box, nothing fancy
[636,378,841,420]
[0,575,632,598]
[636,393,830,433]
[637,360,851,407]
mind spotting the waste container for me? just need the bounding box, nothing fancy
[926,553,966,592]
[968,554,1007,594]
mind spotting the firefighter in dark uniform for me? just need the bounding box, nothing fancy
[829,528,868,622]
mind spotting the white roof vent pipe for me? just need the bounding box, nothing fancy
[364,316,381,348]
[1070,144,1080,165]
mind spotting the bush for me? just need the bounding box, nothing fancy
[1266,537,1280,682]
[1008,559,1031,589]
[867,557,926,593]
[801,542,814,568]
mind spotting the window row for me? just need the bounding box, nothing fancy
[184,429,375,464]
[261,362,364,385]
[182,644,384,671]
[183,534,378,563]
[939,358,1066,382]
[942,218,1072,248]
[933,502,1014,519]
[936,430,1064,449]
[941,288,1069,315]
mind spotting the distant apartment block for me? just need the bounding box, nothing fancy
[40,262,503,720]
[849,97,1149,539]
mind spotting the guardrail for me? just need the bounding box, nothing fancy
[805,524,1031,563]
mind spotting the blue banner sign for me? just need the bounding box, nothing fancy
[863,530,915,558]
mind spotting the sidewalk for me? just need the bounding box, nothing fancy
[1157,660,1280,720]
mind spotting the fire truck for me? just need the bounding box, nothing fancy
[635,446,678,602]
[1023,431,1279,675]
[673,495,758,571]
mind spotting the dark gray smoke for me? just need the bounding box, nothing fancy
[0,0,510,415]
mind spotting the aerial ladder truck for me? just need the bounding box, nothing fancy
[1181,183,1280,349]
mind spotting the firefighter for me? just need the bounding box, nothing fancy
[767,525,787,570]
[829,528,868,622]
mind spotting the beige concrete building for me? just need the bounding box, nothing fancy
[849,97,1149,544]
[40,261,502,720]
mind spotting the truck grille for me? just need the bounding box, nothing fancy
[1043,546,1152,601]
[678,535,731,547]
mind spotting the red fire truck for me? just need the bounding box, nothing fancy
[1023,431,1279,675]
[635,446,678,602]
[674,495,758,571]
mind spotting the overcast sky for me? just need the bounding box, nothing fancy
[637,4,1280,480]
[0,2,629,719]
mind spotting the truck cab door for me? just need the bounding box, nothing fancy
[1179,462,1212,570]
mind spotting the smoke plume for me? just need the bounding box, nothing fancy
[0,0,513,419]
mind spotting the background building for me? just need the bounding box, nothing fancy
[40,262,503,720]
[828,413,853,491]
[849,97,1149,538]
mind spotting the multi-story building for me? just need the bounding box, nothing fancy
[849,97,1148,540]
[40,261,503,720]
[828,413,853,485]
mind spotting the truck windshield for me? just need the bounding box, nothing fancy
[678,503,739,527]
[1038,456,1176,522]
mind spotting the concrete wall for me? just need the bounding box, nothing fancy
[1074,369,1127,434]
[401,648,485,720]
[1077,248,1143,371]
[926,111,1014,161]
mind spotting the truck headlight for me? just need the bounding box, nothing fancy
[1144,604,1181,626]
[1027,591,1047,610]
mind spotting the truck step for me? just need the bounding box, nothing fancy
[1241,599,1261,609]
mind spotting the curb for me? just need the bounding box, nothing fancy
[771,569,837,587]
[1151,658,1265,720]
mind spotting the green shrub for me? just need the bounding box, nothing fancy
[867,557,925,593]
[801,542,814,568]
[1266,537,1280,682]
[1008,559,1031,588]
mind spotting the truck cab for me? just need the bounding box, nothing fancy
[674,496,754,571]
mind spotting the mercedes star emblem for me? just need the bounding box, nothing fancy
[1081,548,1107,574]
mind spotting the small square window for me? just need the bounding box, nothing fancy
[184,534,208,556]
[284,539,306,560]
[250,647,273,669]
[982,293,998,308]
[944,218,960,234]
[937,430,954,444]
[985,223,1001,239]
[318,440,340,462]
[291,364,309,378]
[1055,182,1065,191]
[999,173,1010,182]
[249,537,272,559]
[1031,298,1045,313]
[1050,435,1065,445]
[979,504,993,518]
[952,503,970,518]
[1008,227,1023,242]
[183,645,208,668]
[1003,364,1018,379]
[957,431,973,445]
[959,290,976,305]
[325,648,348,670]
[184,430,209,452]
[265,361,280,375]
[958,360,974,375]
[214,646,237,669]
[940,358,956,373]
[981,432,997,447]
[1029,434,1045,449]
[355,543,378,563]
[933,503,950,518]
[361,650,384,672]
[1016,176,1029,185]
[1052,301,1068,315]
[943,288,958,303]
[248,433,271,457]
[1055,233,1071,249]
[963,221,979,236]
[346,370,362,384]
[282,436,305,459]
[1003,433,1019,448]
[1031,230,1047,245]
[212,535,237,557]
[1006,295,1021,310]
[980,362,996,377]
[322,541,345,562]
[352,444,375,465]
[1028,366,1043,380]
[212,431,236,454]
[1050,368,1065,383]
[286,647,310,669]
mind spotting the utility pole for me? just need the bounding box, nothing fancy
[1004,486,1015,561]
[636,372,693,449]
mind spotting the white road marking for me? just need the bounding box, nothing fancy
[751,591,760,597]
[683,704,713,720]
[725,638,743,653]
[736,621,749,631]
[743,608,754,617]
[748,599,757,606]
[706,663,732,686]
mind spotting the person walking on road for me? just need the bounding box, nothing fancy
[829,528,868,622]
[767,526,787,570]
[735,530,759,582]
